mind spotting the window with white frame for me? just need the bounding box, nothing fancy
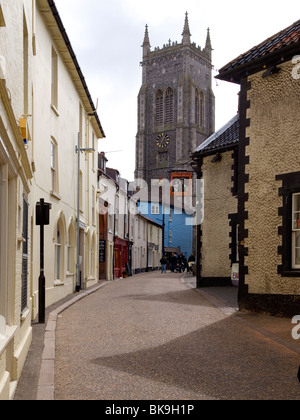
[151,204,159,215]
[276,172,300,276]
[292,193,300,269]
[108,205,113,233]
[23,13,29,115]
[80,171,83,211]
[92,186,95,225]
[51,137,58,194]
[21,196,29,312]
[55,224,62,280]
[51,47,58,110]
[67,223,75,273]
[90,233,96,277]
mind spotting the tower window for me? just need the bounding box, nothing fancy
[200,91,205,127]
[165,87,174,124]
[195,89,205,128]
[155,90,163,126]
[195,89,200,126]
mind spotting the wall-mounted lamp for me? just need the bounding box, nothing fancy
[262,65,281,78]
[211,152,222,163]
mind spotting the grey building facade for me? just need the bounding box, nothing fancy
[135,13,215,185]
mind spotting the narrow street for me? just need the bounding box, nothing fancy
[54,273,300,400]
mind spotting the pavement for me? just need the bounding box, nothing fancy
[14,272,300,400]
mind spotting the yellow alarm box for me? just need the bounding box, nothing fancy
[19,118,27,144]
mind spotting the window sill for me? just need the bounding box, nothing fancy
[281,270,300,278]
[54,280,65,287]
[0,326,18,357]
[51,104,60,117]
[20,308,30,322]
[50,191,61,201]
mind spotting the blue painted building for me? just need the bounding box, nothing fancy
[138,201,193,259]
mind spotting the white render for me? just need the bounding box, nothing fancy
[0,0,104,399]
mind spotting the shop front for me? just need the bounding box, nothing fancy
[114,237,129,279]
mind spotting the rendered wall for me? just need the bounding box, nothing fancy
[201,151,237,280]
[244,59,300,296]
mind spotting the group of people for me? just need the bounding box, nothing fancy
[160,252,196,274]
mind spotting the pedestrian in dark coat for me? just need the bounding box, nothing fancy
[160,255,168,273]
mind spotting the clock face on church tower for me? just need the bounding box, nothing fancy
[156,133,170,149]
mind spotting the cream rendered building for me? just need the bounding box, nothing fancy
[98,159,117,282]
[147,218,163,272]
[192,115,239,287]
[131,213,148,274]
[0,0,104,399]
[217,19,300,316]
[32,0,104,309]
[0,0,34,400]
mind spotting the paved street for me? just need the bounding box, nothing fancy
[54,272,300,400]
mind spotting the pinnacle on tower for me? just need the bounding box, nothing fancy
[205,27,212,50]
[142,24,151,57]
[182,12,191,45]
[204,27,213,60]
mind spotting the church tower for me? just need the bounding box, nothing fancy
[135,13,215,186]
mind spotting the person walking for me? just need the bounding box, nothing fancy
[188,253,196,273]
[170,253,177,272]
[178,252,187,273]
[160,255,168,274]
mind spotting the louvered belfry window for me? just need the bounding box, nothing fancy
[165,87,174,124]
[200,91,205,127]
[195,89,200,126]
[155,90,164,126]
[21,196,29,313]
[195,89,205,128]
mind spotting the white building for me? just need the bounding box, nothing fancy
[0,0,105,399]
[31,0,104,308]
[0,0,34,400]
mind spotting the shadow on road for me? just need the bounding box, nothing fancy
[92,314,300,400]
[117,289,215,308]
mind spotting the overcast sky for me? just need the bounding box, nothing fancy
[55,0,299,180]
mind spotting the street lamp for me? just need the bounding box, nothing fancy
[75,132,95,292]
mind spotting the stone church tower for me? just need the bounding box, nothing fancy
[135,13,215,186]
